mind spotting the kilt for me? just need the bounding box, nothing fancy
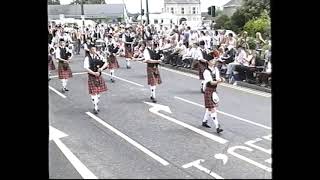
[124,45,133,58]
[204,86,218,109]
[58,63,72,79]
[147,66,162,86]
[107,55,120,69]
[88,74,107,95]
[48,59,56,70]
[198,62,206,80]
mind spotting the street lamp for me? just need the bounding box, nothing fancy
[81,0,85,29]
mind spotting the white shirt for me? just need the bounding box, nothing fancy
[83,53,106,69]
[143,48,151,60]
[235,49,247,64]
[193,47,204,60]
[203,66,221,90]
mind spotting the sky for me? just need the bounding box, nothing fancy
[59,0,230,13]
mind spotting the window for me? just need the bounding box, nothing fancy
[181,7,184,14]
[171,7,174,14]
[154,19,158,24]
[192,7,196,14]
[166,7,169,12]
[196,7,198,14]
[189,7,191,14]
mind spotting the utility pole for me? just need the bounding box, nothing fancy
[146,0,149,25]
[140,0,143,25]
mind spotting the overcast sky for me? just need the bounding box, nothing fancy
[59,0,230,13]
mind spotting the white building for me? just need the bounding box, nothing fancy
[163,0,202,27]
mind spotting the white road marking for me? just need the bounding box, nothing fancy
[244,138,271,154]
[265,158,272,164]
[50,126,97,179]
[174,96,271,130]
[182,159,224,179]
[49,86,66,98]
[102,72,144,87]
[214,153,229,165]
[263,134,272,141]
[160,67,271,98]
[49,72,88,78]
[144,102,228,144]
[227,146,272,172]
[86,112,169,166]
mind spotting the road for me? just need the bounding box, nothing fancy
[49,50,272,179]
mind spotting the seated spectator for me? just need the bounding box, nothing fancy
[233,49,257,83]
[182,44,194,68]
[237,31,249,50]
[225,45,247,84]
[226,33,237,49]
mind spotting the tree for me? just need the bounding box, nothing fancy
[48,0,60,5]
[214,15,230,29]
[243,10,270,37]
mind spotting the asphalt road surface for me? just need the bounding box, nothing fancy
[49,50,272,179]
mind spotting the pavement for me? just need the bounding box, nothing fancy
[49,50,272,179]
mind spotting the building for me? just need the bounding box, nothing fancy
[48,4,129,23]
[222,0,243,17]
[163,0,201,26]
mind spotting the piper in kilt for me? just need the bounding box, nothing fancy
[106,35,120,83]
[84,45,109,114]
[143,40,162,103]
[55,39,73,93]
[202,58,224,134]
[123,28,135,69]
[193,41,208,93]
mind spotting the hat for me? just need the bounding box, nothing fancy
[199,40,205,46]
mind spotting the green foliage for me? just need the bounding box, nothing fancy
[48,0,60,5]
[243,14,270,37]
[214,15,230,29]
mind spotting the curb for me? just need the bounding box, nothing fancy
[159,63,271,93]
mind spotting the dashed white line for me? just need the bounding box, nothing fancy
[174,96,271,130]
[102,72,144,87]
[49,86,66,98]
[160,67,271,98]
[86,112,169,166]
[49,72,88,79]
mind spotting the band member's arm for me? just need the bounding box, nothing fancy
[84,57,100,76]
[197,50,207,63]
[98,54,109,72]
[84,43,89,52]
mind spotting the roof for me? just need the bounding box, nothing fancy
[48,4,125,16]
[223,0,243,8]
[164,0,200,4]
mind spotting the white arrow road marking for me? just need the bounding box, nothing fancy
[244,138,271,154]
[86,112,169,166]
[160,66,271,98]
[174,96,271,130]
[102,72,144,87]
[182,159,224,179]
[214,153,229,165]
[263,134,272,141]
[49,86,66,99]
[265,158,272,164]
[49,126,97,179]
[144,102,228,144]
[227,146,272,172]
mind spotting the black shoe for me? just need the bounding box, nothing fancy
[93,109,98,114]
[202,122,211,128]
[111,79,115,83]
[216,128,223,133]
[97,109,100,112]
[201,88,204,94]
[152,98,157,103]
[150,96,154,100]
[48,78,51,81]
[64,88,69,91]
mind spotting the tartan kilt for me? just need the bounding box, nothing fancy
[204,86,218,109]
[107,55,120,69]
[58,63,72,79]
[198,63,206,80]
[88,74,107,95]
[147,66,162,86]
[124,45,133,58]
[48,60,56,70]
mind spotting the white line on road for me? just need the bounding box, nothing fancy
[49,86,66,98]
[244,138,271,154]
[102,72,144,87]
[86,112,169,166]
[50,126,97,179]
[174,96,271,130]
[160,67,271,98]
[49,72,88,79]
